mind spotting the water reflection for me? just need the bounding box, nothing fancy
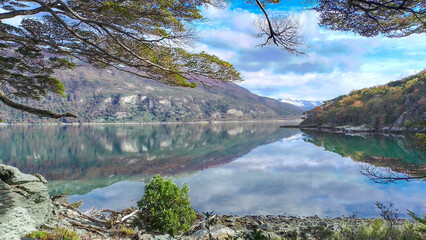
[301,130,426,178]
[1,124,425,218]
[69,133,425,218]
[0,123,298,195]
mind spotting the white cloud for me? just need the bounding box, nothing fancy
[196,3,426,101]
[203,29,257,49]
[192,43,236,61]
[230,10,258,32]
[240,70,313,88]
[298,11,321,39]
[240,71,402,100]
[200,5,230,20]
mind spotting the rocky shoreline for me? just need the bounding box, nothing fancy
[0,117,303,126]
[280,124,426,134]
[0,164,423,240]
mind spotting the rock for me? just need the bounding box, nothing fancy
[0,164,55,239]
[136,233,175,240]
[191,224,236,239]
[259,223,269,231]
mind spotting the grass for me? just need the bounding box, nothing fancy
[27,228,79,240]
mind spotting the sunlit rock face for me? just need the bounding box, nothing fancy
[0,164,55,239]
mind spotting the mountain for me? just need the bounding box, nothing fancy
[278,98,323,111]
[301,71,426,131]
[0,66,302,123]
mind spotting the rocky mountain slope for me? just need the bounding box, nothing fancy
[0,66,302,123]
[301,71,426,131]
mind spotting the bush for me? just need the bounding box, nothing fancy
[136,175,196,236]
[331,204,425,240]
[332,219,424,240]
[27,228,79,240]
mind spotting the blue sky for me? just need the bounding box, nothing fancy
[194,1,426,101]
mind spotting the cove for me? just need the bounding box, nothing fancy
[0,122,424,218]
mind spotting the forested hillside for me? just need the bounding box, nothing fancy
[301,71,426,131]
[0,66,301,124]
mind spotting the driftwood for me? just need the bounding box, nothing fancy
[68,220,107,236]
[60,202,109,225]
[120,210,140,223]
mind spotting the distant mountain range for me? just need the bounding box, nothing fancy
[278,98,323,111]
[0,66,302,123]
[301,71,426,131]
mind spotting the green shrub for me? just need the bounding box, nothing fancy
[27,231,50,240]
[54,228,80,240]
[332,219,425,240]
[120,224,135,237]
[27,228,79,240]
[136,175,196,236]
[332,204,424,240]
[70,200,83,209]
[303,225,334,239]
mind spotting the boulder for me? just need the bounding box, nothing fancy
[191,224,236,239]
[0,164,55,239]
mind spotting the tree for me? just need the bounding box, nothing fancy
[136,175,196,236]
[0,0,243,118]
[250,0,425,41]
[315,0,426,37]
[250,0,305,54]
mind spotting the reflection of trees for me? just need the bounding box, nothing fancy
[408,133,426,151]
[301,130,426,182]
[359,164,426,184]
[0,123,298,194]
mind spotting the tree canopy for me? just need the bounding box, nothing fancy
[0,0,424,118]
[0,0,242,118]
[315,0,426,37]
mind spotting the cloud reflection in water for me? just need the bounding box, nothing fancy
[71,133,425,218]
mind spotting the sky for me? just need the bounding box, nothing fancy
[193,1,426,101]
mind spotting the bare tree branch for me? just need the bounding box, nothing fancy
[359,164,426,184]
[253,0,305,54]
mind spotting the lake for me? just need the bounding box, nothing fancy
[1,122,425,218]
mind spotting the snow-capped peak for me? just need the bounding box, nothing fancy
[278,98,323,111]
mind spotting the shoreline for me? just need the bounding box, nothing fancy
[39,201,421,240]
[280,125,426,134]
[0,117,303,126]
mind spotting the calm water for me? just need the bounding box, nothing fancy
[1,123,425,218]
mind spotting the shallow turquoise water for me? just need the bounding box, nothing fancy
[1,123,424,218]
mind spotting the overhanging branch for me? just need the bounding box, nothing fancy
[0,89,77,119]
